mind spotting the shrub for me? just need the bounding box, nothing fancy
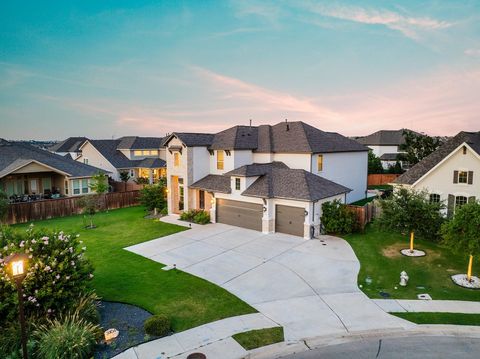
[193,210,210,224]
[34,311,100,359]
[321,200,357,234]
[160,207,168,216]
[144,315,170,337]
[0,226,94,322]
[377,187,445,241]
[140,184,166,211]
[135,177,150,185]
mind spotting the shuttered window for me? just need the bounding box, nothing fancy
[429,194,440,203]
[458,171,468,183]
[454,170,474,184]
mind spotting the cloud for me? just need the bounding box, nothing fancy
[465,48,480,57]
[300,3,452,40]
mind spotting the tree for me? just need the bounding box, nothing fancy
[377,187,445,241]
[0,190,8,223]
[119,171,130,191]
[368,150,383,174]
[387,160,403,174]
[399,130,441,165]
[441,201,480,281]
[321,200,358,234]
[78,195,100,229]
[139,181,167,212]
[89,172,109,211]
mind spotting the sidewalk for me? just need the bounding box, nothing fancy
[114,313,279,359]
[374,299,480,313]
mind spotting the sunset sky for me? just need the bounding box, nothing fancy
[1,0,479,140]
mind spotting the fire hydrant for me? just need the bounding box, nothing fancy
[400,271,409,287]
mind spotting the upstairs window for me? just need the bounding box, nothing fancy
[235,178,241,191]
[429,193,440,203]
[83,158,89,164]
[217,150,224,170]
[454,170,473,184]
[174,152,180,167]
[134,150,142,156]
[459,171,468,183]
[317,155,323,172]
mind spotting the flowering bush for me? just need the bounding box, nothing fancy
[0,225,94,322]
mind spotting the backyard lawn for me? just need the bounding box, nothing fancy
[14,206,256,332]
[344,225,480,301]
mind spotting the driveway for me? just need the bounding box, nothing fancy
[126,221,413,341]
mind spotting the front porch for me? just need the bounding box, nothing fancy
[131,167,166,184]
[0,172,67,202]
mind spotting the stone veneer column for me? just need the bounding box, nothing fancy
[262,199,274,234]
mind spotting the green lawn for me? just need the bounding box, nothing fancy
[392,312,480,326]
[367,185,393,191]
[344,225,480,301]
[350,196,377,206]
[14,206,255,332]
[233,327,284,350]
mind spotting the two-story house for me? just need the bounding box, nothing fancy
[75,136,167,183]
[49,137,88,160]
[394,131,480,217]
[163,121,368,238]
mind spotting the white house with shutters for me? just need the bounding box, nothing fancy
[394,131,480,217]
[163,121,369,239]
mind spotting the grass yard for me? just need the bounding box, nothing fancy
[344,225,480,301]
[350,196,376,206]
[233,327,284,350]
[14,206,255,332]
[367,184,393,191]
[392,312,480,326]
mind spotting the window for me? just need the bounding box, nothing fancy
[179,183,184,211]
[217,150,224,170]
[83,158,89,164]
[463,146,467,155]
[81,179,89,194]
[134,150,142,156]
[456,196,467,209]
[459,171,468,184]
[429,194,440,203]
[235,178,241,190]
[42,178,51,192]
[149,150,158,156]
[199,190,205,209]
[72,180,80,195]
[317,155,323,172]
[174,152,180,167]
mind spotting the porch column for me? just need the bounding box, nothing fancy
[262,199,274,234]
[303,202,316,240]
[209,196,216,223]
[149,169,154,184]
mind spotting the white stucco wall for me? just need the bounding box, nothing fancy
[210,150,253,174]
[192,147,210,183]
[77,142,119,180]
[412,144,480,205]
[270,153,311,170]
[312,151,368,203]
[252,153,273,163]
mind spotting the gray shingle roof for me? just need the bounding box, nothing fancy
[164,133,215,147]
[380,153,400,161]
[356,129,417,146]
[0,140,107,179]
[243,167,351,201]
[209,126,258,150]
[116,136,165,150]
[225,162,288,177]
[49,137,88,153]
[395,131,480,185]
[88,140,166,169]
[190,175,231,193]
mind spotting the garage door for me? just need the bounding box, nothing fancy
[275,205,305,237]
[216,199,263,231]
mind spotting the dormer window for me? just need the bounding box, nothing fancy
[217,150,224,170]
[235,178,241,191]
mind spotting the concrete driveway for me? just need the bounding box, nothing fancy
[126,221,412,341]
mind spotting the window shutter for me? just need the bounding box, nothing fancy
[468,196,476,203]
[468,171,474,185]
[447,194,455,218]
[453,170,459,184]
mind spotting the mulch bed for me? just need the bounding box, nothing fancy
[94,301,158,359]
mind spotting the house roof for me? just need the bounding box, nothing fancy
[164,133,215,147]
[395,131,480,185]
[87,140,166,169]
[225,162,289,177]
[356,129,414,146]
[49,137,88,153]
[379,153,400,161]
[116,136,165,150]
[0,139,107,179]
[209,126,258,150]
[190,175,231,194]
[242,168,351,201]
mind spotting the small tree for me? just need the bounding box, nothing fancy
[78,195,100,229]
[119,171,130,191]
[89,173,108,211]
[140,181,167,213]
[399,130,441,165]
[441,201,480,281]
[368,150,383,174]
[321,200,357,234]
[377,187,445,241]
[0,190,8,223]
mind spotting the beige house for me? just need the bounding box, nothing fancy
[394,131,480,216]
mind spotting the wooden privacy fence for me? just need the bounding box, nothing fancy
[367,174,400,186]
[347,201,381,231]
[6,191,141,225]
[112,181,145,192]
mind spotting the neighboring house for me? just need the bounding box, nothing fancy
[76,136,166,183]
[0,139,108,198]
[394,131,480,217]
[49,137,88,160]
[356,129,412,169]
[163,121,368,238]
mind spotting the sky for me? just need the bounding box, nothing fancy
[1,0,479,140]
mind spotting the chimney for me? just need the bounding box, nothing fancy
[285,118,289,131]
[249,119,252,128]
